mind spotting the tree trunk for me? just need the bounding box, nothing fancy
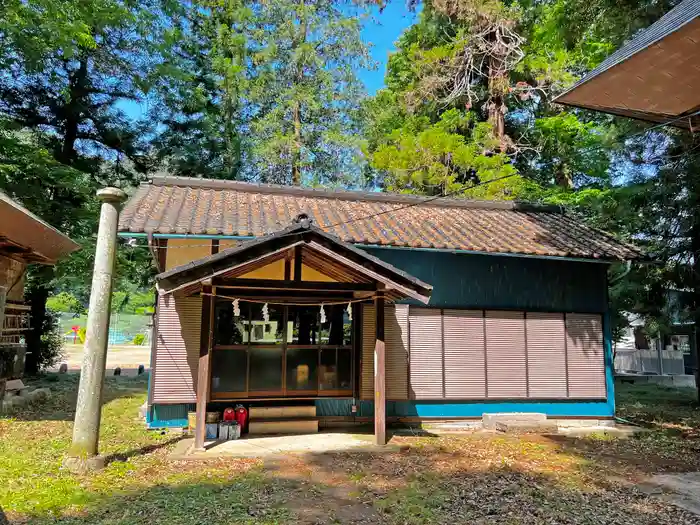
[223,74,238,179]
[292,100,302,185]
[60,57,89,164]
[291,0,308,186]
[487,39,509,152]
[691,191,700,403]
[24,281,51,376]
[554,162,573,189]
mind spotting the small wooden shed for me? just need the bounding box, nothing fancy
[0,191,79,391]
[119,176,643,444]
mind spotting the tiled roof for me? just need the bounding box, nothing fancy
[119,176,643,261]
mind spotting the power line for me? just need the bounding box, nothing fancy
[573,108,700,157]
[325,172,519,228]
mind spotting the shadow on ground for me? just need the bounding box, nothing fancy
[104,436,185,467]
[14,437,700,525]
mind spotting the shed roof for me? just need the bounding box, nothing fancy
[554,0,700,129]
[119,175,643,262]
[0,191,79,264]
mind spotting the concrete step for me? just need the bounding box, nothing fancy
[248,418,319,435]
[482,412,547,430]
[249,405,316,419]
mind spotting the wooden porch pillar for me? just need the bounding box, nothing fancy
[194,286,214,451]
[374,292,386,445]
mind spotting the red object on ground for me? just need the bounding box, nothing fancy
[234,405,248,433]
[223,407,236,421]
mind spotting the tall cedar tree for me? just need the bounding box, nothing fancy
[152,0,253,179]
[250,0,370,185]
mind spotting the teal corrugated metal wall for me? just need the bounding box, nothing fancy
[361,248,609,313]
[148,403,194,428]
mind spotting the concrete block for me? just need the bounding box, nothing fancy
[495,421,559,434]
[421,421,482,432]
[559,425,643,439]
[63,454,106,473]
[5,379,26,393]
[555,419,612,429]
[482,412,546,430]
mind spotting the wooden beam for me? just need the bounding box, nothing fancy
[284,252,291,281]
[158,239,167,272]
[194,286,214,451]
[294,245,302,282]
[213,290,356,302]
[374,292,386,446]
[211,239,219,255]
[213,278,375,292]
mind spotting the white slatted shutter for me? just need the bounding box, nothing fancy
[566,313,606,399]
[485,310,527,398]
[408,307,444,399]
[526,312,567,398]
[443,309,486,399]
[152,295,202,404]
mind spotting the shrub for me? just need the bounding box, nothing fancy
[46,292,85,314]
[132,333,146,346]
[36,309,65,371]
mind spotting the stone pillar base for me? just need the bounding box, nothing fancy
[62,454,106,473]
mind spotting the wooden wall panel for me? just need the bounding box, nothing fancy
[408,307,443,399]
[526,312,567,398]
[386,304,409,400]
[485,310,527,398]
[566,313,606,399]
[152,295,202,404]
[443,309,486,399]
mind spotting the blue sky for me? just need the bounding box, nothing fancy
[360,1,417,94]
[120,1,416,120]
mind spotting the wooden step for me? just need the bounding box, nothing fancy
[248,418,319,435]
[248,405,316,419]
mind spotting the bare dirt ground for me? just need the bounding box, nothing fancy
[54,343,151,371]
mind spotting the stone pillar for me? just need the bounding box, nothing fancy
[64,187,126,472]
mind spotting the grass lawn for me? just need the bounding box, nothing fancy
[2,378,700,524]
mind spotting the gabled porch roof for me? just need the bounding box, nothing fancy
[156,215,432,304]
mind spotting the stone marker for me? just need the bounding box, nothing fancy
[113,367,121,376]
[58,363,68,374]
[137,364,145,375]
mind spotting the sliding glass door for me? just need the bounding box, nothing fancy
[210,300,354,400]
